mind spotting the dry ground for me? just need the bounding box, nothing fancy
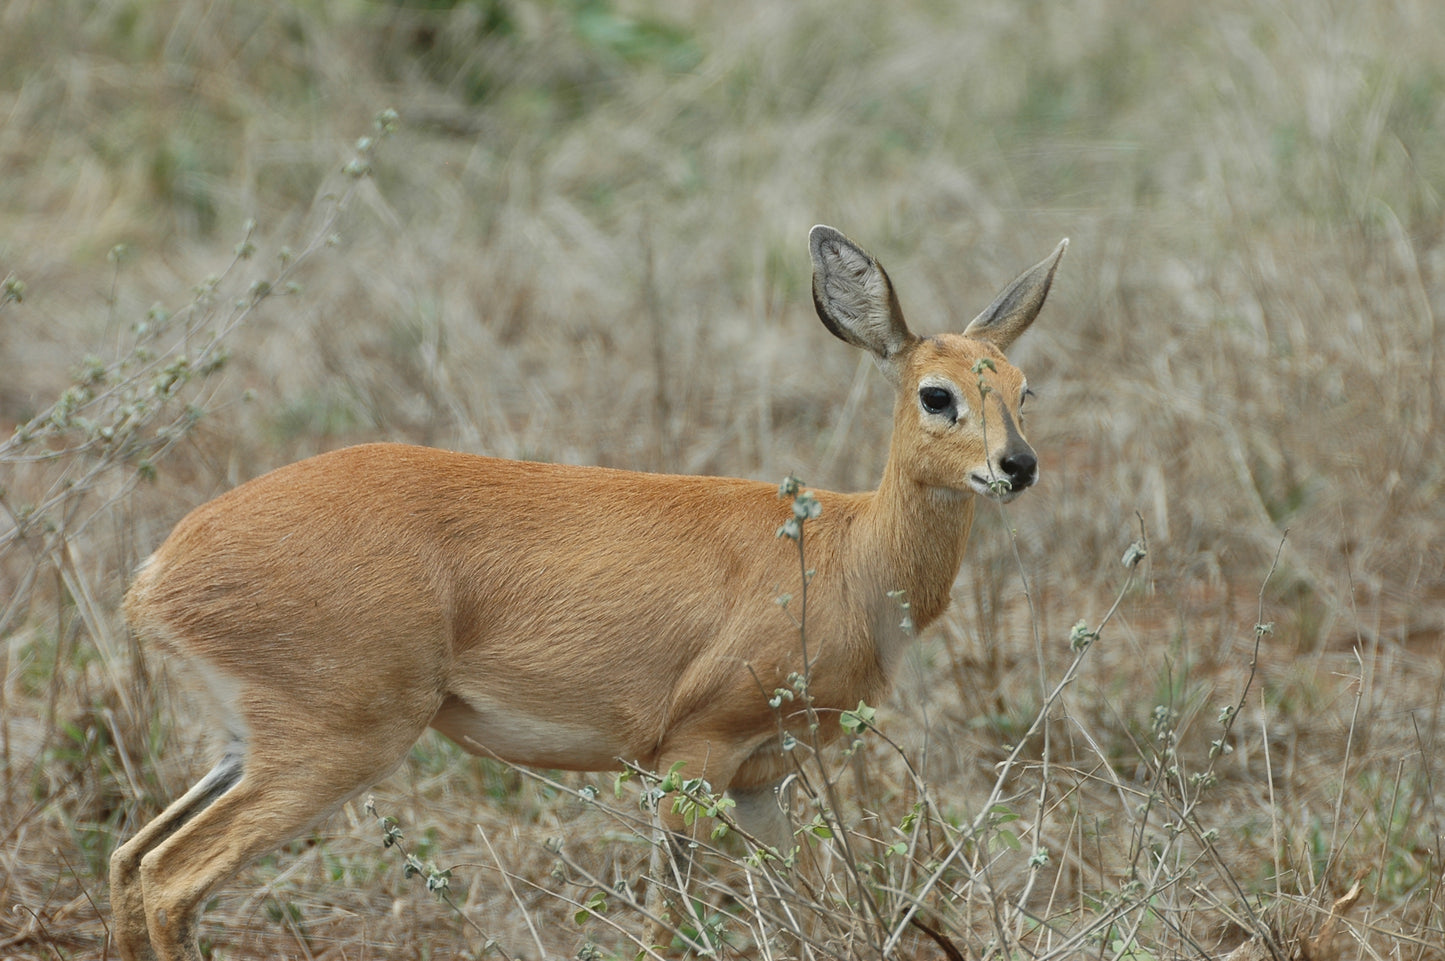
[2,0,1443,958]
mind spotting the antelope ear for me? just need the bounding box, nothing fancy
[963,238,1068,351]
[809,225,917,385]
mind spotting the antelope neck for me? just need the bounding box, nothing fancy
[855,451,977,633]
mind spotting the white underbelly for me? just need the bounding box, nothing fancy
[429,695,636,771]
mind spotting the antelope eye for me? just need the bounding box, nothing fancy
[919,386,954,415]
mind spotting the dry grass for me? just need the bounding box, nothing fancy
[2,0,1443,957]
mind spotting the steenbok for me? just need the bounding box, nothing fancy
[111,225,1066,960]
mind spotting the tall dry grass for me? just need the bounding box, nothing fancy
[1,0,1442,957]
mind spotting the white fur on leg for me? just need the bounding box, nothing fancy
[728,780,795,856]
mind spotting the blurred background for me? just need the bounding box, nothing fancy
[2,0,1442,957]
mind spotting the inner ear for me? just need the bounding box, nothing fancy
[963,238,1068,351]
[809,225,917,381]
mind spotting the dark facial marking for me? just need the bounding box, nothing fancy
[994,392,1027,448]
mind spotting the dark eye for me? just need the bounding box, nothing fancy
[919,386,954,415]
[1021,387,1035,407]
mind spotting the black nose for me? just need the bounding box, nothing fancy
[1000,450,1038,490]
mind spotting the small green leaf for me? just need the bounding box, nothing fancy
[574,890,608,924]
[989,804,1019,824]
[840,701,876,735]
[807,815,834,839]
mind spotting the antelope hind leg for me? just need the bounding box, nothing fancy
[110,748,243,961]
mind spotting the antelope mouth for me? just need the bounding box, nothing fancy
[970,473,1028,502]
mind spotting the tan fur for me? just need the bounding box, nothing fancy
[109,226,1066,960]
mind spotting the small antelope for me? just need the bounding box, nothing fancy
[110,226,1065,960]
